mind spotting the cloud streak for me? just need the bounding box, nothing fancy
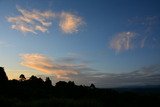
[128,16,160,48]
[69,64,160,88]
[7,7,55,34]
[11,24,37,34]
[20,53,94,79]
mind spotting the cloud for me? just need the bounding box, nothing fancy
[7,7,85,35]
[128,16,160,48]
[56,57,79,64]
[20,54,160,87]
[20,53,94,79]
[110,16,160,52]
[59,12,83,34]
[7,7,55,34]
[110,32,136,52]
[35,25,47,33]
[11,24,37,34]
[68,64,160,88]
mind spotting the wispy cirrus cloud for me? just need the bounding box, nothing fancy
[7,6,55,34]
[59,12,83,34]
[128,16,160,48]
[20,53,95,79]
[110,32,136,52]
[110,16,160,52]
[7,6,84,34]
[11,24,37,34]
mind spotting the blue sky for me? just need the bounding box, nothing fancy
[0,0,160,87]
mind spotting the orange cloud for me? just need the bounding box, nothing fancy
[59,12,83,34]
[7,6,85,35]
[7,7,55,34]
[11,24,37,34]
[20,54,79,79]
[35,25,48,33]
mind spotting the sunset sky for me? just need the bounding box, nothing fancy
[0,0,160,88]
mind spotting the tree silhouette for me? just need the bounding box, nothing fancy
[68,81,75,87]
[0,66,159,107]
[45,77,52,87]
[28,75,44,88]
[0,67,8,82]
[19,74,26,81]
[55,81,68,88]
[90,83,96,89]
[29,75,38,81]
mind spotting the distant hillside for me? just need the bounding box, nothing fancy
[114,85,160,94]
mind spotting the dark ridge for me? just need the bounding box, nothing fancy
[0,67,159,107]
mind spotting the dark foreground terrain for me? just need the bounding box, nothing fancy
[0,67,160,107]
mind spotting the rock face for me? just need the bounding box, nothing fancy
[0,67,8,82]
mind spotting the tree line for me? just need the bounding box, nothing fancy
[0,67,95,89]
[0,67,159,107]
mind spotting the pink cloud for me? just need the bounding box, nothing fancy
[20,54,79,79]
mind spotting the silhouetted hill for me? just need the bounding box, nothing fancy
[0,67,160,107]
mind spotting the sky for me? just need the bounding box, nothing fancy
[0,0,160,88]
